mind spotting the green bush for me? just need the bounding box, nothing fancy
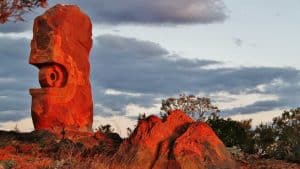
[161,95,300,163]
[206,108,299,162]
[256,108,300,162]
[207,116,255,153]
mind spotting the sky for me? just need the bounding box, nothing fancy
[0,0,299,137]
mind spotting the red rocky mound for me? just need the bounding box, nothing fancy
[115,110,237,169]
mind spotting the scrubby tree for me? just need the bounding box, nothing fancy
[0,0,47,23]
[253,108,300,162]
[271,108,299,161]
[253,123,277,156]
[161,94,220,121]
[207,116,255,153]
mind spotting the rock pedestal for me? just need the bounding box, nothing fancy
[29,4,93,132]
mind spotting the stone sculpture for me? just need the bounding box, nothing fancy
[29,4,93,132]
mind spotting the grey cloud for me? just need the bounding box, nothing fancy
[51,0,227,24]
[0,37,36,121]
[233,38,243,47]
[0,34,299,122]
[0,22,31,33]
[0,110,29,122]
[1,0,227,32]
[224,100,285,116]
[91,34,300,116]
[92,35,299,94]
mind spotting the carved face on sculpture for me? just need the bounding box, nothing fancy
[29,5,93,132]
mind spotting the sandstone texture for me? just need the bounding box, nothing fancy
[29,4,93,132]
[115,110,237,169]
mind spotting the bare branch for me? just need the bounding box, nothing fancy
[0,0,48,24]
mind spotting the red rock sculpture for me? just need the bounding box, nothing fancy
[29,4,93,132]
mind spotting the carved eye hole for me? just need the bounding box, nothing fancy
[50,73,56,81]
[38,63,67,88]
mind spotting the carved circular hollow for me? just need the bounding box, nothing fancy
[39,64,67,88]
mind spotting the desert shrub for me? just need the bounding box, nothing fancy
[250,108,300,162]
[253,123,277,157]
[207,116,255,153]
[260,108,299,162]
[209,108,300,162]
[0,160,16,169]
[275,108,300,162]
[44,139,85,160]
[161,94,219,121]
[98,124,114,134]
[97,124,122,144]
[138,113,146,121]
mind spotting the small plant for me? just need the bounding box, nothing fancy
[0,160,16,169]
[137,113,146,121]
[126,127,133,137]
[97,124,114,134]
[13,125,20,133]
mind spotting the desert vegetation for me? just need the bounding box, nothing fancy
[161,95,300,163]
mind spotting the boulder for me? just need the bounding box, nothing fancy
[115,110,237,169]
[171,122,236,169]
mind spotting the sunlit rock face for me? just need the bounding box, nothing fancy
[116,110,237,169]
[29,4,93,132]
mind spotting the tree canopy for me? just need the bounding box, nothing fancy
[161,94,220,121]
[0,0,47,24]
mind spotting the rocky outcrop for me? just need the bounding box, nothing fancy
[115,110,237,169]
[170,123,236,169]
[29,4,93,132]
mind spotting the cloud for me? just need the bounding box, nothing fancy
[0,37,36,121]
[0,34,299,123]
[210,91,279,110]
[229,108,284,126]
[104,88,143,97]
[233,37,243,47]
[50,0,227,25]
[93,115,136,137]
[0,22,31,33]
[0,117,34,132]
[1,0,227,33]
[91,34,300,117]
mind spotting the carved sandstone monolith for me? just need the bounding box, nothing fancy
[29,4,93,132]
